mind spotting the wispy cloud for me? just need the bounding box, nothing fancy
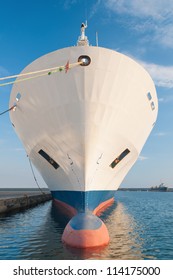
[158,98,164,102]
[154,132,167,137]
[0,66,11,93]
[123,53,173,89]
[0,145,25,152]
[105,0,173,48]
[158,96,173,103]
[140,61,173,88]
[0,65,9,77]
[62,0,101,21]
[63,0,78,9]
[89,0,101,19]
[105,0,173,19]
[14,148,25,152]
[138,155,148,161]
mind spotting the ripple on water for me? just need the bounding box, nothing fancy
[0,191,173,259]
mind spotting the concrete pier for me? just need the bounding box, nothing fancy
[0,190,52,214]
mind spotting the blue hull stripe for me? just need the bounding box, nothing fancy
[51,190,115,212]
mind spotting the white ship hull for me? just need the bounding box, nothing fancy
[9,45,158,247]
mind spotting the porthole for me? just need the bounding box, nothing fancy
[16,93,21,102]
[151,101,155,110]
[78,55,91,66]
[147,92,152,101]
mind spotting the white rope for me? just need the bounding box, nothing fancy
[0,61,81,81]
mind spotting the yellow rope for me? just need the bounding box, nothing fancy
[0,61,81,87]
[0,72,51,87]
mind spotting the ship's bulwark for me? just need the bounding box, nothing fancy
[10,46,158,248]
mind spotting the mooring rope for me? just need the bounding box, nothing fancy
[27,155,45,195]
[0,105,16,116]
[0,61,82,87]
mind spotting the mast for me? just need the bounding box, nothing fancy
[77,21,89,46]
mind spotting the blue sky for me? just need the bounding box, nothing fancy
[0,0,173,189]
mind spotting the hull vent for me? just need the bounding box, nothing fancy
[38,149,59,169]
[110,148,130,168]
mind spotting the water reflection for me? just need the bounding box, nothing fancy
[63,201,144,260]
[0,199,144,260]
[50,200,145,259]
[101,202,144,259]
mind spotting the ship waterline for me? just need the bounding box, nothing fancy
[9,27,158,248]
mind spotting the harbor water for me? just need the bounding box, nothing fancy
[0,191,173,260]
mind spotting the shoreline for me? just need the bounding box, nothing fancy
[118,188,173,192]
